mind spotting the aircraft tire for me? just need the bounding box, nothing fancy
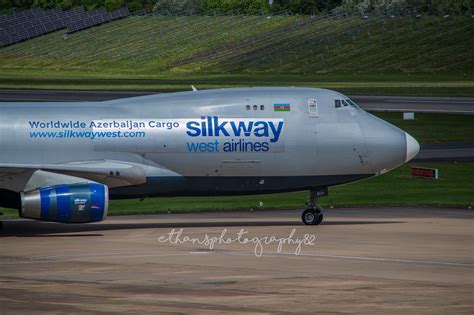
[302,208,323,225]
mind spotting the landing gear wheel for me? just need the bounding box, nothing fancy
[302,208,323,225]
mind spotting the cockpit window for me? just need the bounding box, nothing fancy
[335,98,360,109]
[346,99,360,108]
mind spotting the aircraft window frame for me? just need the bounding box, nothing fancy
[253,105,258,110]
[260,105,265,111]
[246,105,250,110]
[342,100,349,107]
[335,100,341,108]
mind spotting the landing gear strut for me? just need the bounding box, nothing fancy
[302,188,327,225]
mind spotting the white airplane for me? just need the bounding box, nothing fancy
[0,87,419,225]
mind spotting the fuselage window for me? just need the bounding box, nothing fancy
[246,105,250,110]
[253,105,258,110]
[260,105,265,110]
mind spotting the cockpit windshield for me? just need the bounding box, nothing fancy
[346,99,360,109]
[334,98,360,109]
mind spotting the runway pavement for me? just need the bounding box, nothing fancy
[1,207,472,314]
[1,89,474,114]
[0,89,149,102]
[416,142,474,162]
[351,95,474,114]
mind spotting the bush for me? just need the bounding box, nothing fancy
[153,0,203,15]
[105,0,123,11]
[58,0,72,9]
[124,0,143,12]
[333,0,472,15]
[271,0,342,15]
[203,0,270,15]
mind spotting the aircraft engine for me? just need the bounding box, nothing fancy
[20,183,108,223]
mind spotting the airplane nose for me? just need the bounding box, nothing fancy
[357,112,417,173]
[405,132,420,162]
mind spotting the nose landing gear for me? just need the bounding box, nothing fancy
[302,188,327,225]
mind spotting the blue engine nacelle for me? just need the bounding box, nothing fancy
[20,183,108,223]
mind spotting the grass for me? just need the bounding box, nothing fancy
[0,15,472,96]
[0,72,473,96]
[1,16,472,74]
[373,112,474,143]
[1,163,472,219]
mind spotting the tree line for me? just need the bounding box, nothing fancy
[1,0,471,15]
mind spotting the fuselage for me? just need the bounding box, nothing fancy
[0,87,419,199]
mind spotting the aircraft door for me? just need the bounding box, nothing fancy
[308,99,318,118]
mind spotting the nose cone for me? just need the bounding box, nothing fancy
[405,132,420,162]
[358,113,415,173]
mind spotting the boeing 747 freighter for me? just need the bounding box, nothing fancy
[0,87,419,225]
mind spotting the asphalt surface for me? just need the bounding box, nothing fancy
[1,208,472,313]
[0,89,148,102]
[416,142,474,162]
[0,89,474,114]
[352,95,474,114]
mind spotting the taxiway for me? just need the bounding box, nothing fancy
[1,207,472,313]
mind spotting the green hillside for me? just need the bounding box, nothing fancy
[1,15,472,75]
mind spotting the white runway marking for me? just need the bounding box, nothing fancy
[366,108,474,114]
[280,252,474,267]
[1,252,190,264]
[218,251,473,267]
[386,99,474,104]
[13,250,472,268]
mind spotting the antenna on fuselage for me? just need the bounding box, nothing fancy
[191,85,198,92]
